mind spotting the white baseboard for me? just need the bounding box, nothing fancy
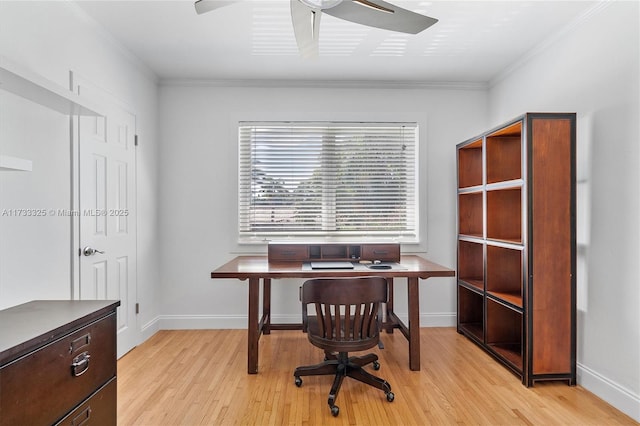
[577,362,640,422]
[420,312,457,327]
[158,314,299,329]
[140,315,161,340]
[391,312,457,327]
[155,312,457,330]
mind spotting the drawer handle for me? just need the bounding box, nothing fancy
[373,250,389,255]
[71,351,91,377]
[280,250,297,256]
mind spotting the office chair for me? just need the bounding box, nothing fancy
[293,276,394,417]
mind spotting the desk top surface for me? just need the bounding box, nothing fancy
[211,255,455,280]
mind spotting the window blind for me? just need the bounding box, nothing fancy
[238,122,418,241]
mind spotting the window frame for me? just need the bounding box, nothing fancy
[237,121,421,244]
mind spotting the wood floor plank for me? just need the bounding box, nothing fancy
[118,328,637,425]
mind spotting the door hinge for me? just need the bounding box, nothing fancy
[134,134,139,146]
[135,303,140,314]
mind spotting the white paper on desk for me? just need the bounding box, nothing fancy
[302,262,408,271]
[309,261,354,269]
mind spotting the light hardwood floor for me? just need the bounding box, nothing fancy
[117,328,637,425]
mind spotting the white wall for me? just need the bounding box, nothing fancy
[2,0,637,421]
[157,83,487,327]
[0,89,71,303]
[0,2,161,339]
[488,1,639,421]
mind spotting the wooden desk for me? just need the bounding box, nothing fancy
[211,255,455,374]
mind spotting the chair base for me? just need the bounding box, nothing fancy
[293,352,394,416]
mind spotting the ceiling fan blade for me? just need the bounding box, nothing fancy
[291,0,321,58]
[194,0,237,15]
[324,0,437,34]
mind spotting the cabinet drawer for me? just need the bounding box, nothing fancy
[55,378,117,426]
[0,313,116,426]
[361,244,400,262]
[268,244,308,261]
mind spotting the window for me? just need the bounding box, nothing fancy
[238,122,418,242]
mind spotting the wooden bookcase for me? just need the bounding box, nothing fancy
[456,113,576,386]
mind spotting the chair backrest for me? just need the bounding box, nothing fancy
[301,276,388,353]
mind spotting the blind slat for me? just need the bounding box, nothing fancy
[238,122,418,240]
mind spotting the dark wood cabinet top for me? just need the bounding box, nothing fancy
[0,300,120,365]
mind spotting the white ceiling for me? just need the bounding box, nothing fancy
[74,0,600,84]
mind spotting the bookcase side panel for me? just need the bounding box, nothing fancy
[530,117,574,375]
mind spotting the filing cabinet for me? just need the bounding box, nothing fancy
[0,300,120,425]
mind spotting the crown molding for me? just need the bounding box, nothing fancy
[159,78,489,91]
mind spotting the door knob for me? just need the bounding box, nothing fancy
[82,246,105,256]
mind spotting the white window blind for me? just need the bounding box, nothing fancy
[238,122,418,242]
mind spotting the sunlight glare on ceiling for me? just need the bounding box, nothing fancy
[319,18,369,56]
[251,5,298,55]
[371,33,410,57]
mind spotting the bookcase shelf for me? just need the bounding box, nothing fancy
[458,240,484,292]
[487,188,522,243]
[458,191,483,238]
[486,244,522,308]
[458,285,483,343]
[457,138,483,188]
[456,113,576,387]
[486,121,522,184]
[486,299,523,370]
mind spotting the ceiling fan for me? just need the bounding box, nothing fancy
[194,0,438,57]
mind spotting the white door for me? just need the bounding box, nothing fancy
[76,79,138,358]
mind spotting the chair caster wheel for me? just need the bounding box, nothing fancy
[294,377,302,387]
[373,360,380,370]
[330,405,339,416]
[386,391,395,402]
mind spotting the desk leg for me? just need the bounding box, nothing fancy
[248,277,260,374]
[408,276,421,371]
[385,278,394,333]
[263,278,271,335]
